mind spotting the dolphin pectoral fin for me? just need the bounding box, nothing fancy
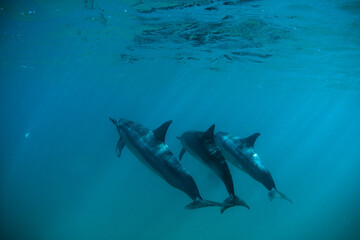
[109,117,118,126]
[185,199,231,209]
[268,189,293,204]
[153,120,173,142]
[220,195,250,214]
[116,137,125,158]
[179,147,186,161]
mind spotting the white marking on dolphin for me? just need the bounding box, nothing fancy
[177,124,250,213]
[214,131,293,204]
[109,118,230,209]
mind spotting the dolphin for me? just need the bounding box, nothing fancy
[109,118,228,209]
[177,125,250,213]
[214,132,293,204]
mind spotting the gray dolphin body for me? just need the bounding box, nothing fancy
[214,132,293,203]
[109,118,227,209]
[178,125,250,213]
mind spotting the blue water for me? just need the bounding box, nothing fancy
[1,0,360,239]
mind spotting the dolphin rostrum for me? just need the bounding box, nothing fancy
[109,118,229,209]
[214,132,293,204]
[177,125,250,213]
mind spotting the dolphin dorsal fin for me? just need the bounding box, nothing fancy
[153,120,173,142]
[202,124,215,139]
[244,133,260,147]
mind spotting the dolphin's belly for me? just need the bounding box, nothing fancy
[183,142,208,165]
[124,134,200,199]
[121,130,192,187]
[185,142,228,178]
[222,144,266,179]
[219,142,247,172]
[122,131,168,178]
[224,151,246,171]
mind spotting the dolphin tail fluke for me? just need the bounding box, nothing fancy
[185,199,230,209]
[268,189,293,204]
[220,195,250,213]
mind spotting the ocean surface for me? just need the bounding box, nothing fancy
[1,0,360,239]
